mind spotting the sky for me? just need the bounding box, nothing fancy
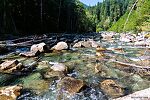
[80,0,103,6]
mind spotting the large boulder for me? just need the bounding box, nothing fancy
[100,79,125,98]
[37,61,49,70]
[31,42,48,53]
[52,42,68,50]
[0,60,24,73]
[0,84,22,100]
[57,77,85,95]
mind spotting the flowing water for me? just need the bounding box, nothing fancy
[0,36,150,100]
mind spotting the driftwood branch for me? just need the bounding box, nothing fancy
[111,59,150,69]
[0,38,54,47]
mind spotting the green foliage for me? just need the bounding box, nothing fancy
[89,0,131,32]
[110,0,150,32]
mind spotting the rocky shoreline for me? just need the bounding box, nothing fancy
[0,32,149,100]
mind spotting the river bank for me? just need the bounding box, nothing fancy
[0,32,149,100]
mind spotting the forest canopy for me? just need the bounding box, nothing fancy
[0,0,96,35]
[1,0,150,35]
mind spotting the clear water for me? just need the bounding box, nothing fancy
[0,37,150,100]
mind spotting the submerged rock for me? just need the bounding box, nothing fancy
[0,60,24,73]
[19,51,40,57]
[44,69,65,79]
[43,62,67,79]
[50,62,67,72]
[37,61,49,70]
[100,79,125,98]
[20,73,49,95]
[51,42,68,51]
[57,77,85,95]
[0,84,22,100]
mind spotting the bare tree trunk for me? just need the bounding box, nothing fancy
[123,0,139,32]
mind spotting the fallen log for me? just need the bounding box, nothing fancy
[111,59,150,69]
[0,38,51,47]
[110,59,150,76]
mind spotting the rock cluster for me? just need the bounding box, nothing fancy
[120,32,150,46]
[0,85,22,100]
[30,42,48,53]
[73,39,99,48]
[42,62,86,95]
[101,32,115,40]
[0,60,24,73]
[20,42,48,57]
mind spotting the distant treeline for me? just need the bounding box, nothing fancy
[88,0,135,32]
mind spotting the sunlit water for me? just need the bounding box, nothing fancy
[0,37,150,100]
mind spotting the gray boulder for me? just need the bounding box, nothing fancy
[31,42,48,53]
[51,42,68,50]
